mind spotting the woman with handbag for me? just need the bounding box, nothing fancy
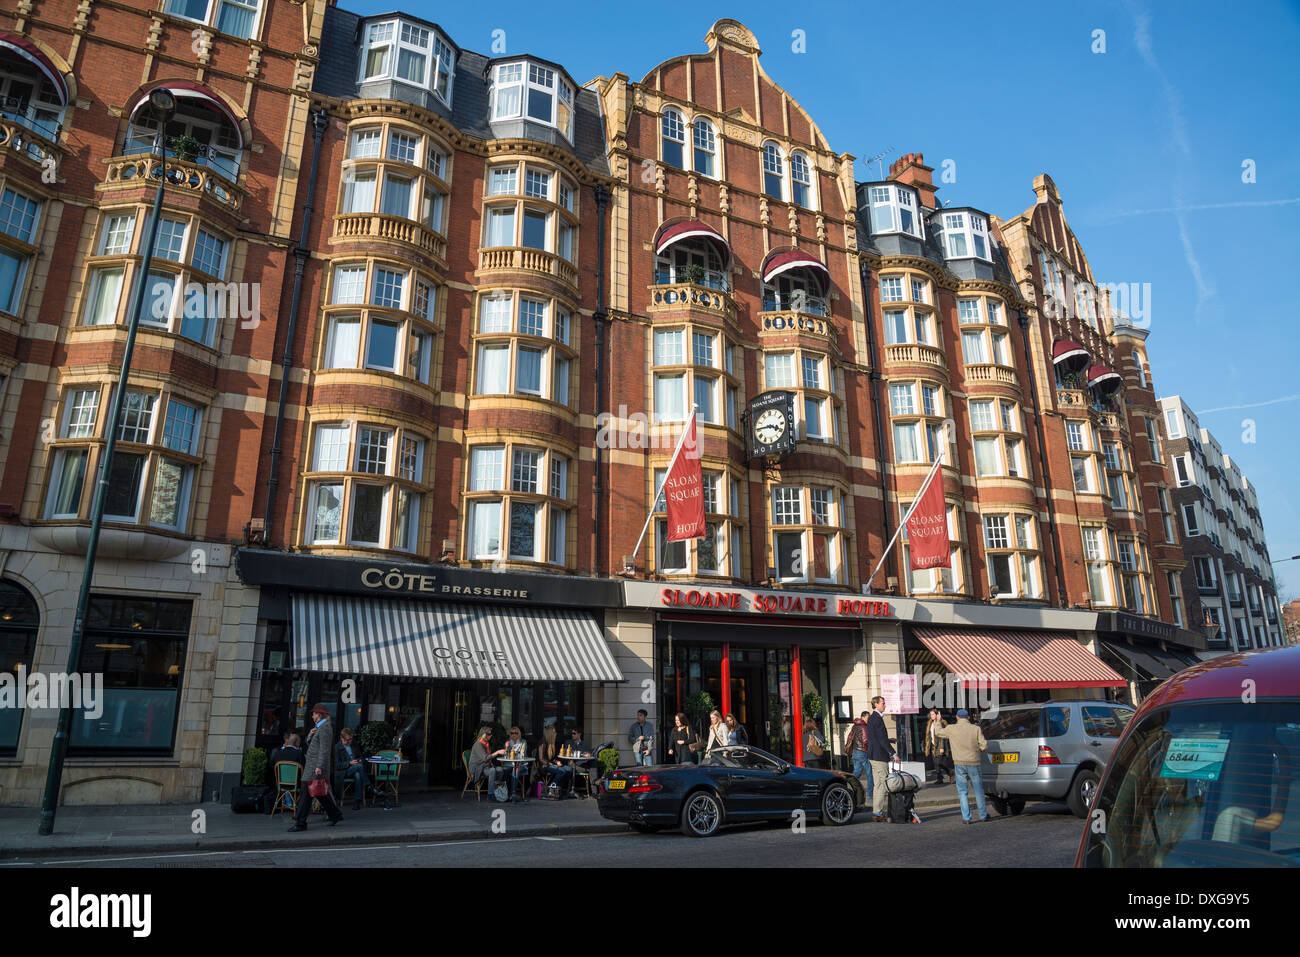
[667,712,698,764]
[705,710,728,751]
[804,718,828,769]
[925,709,952,785]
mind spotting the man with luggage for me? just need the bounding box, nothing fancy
[866,695,895,822]
[936,708,989,823]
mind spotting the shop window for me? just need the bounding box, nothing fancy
[70,595,192,754]
[0,581,39,754]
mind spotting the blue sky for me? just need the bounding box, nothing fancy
[351,0,1300,600]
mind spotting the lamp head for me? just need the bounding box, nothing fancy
[148,87,177,120]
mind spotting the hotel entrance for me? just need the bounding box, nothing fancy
[655,616,847,765]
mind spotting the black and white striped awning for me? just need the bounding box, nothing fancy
[290,594,624,682]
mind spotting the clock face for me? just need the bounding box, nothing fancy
[755,408,786,446]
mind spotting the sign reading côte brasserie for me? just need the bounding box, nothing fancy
[652,585,891,619]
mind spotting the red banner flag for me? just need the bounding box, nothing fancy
[905,470,950,569]
[664,413,705,541]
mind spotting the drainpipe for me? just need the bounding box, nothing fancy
[592,184,611,576]
[859,259,894,588]
[264,108,329,543]
[1018,308,1069,606]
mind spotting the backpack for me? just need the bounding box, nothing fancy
[888,789,915,824]
[844,725,860,753]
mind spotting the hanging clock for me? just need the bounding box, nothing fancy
[746,390,797,459]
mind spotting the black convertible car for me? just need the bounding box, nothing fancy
[596,745,867,837]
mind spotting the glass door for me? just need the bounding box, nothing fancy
[765,648,795,762]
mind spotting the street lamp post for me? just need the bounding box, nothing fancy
[38,87,177,835]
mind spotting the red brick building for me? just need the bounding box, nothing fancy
[1,14,1224,806]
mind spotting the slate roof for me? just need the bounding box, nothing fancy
[315,5,608,175]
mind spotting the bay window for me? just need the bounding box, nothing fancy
[305,421,426,553]
[1083,526,1113,605]
[762,347,839,443]
[889,380,947,465]
[866,184,924,239]
[339,123,450,237]
[652,468,744,577]
[44,385,204,533]
[465,443,570,565]
[357,18,455,104]
[770,485,846,584]
[983,513,1041,599]
[653,325,739,427]
[942,211,992,261]
[321,261,438,384]
[482,160,577,261]
[0,187,39,314]
[970,398,1027,479]
[473,291,574,406]
[489,60,575,139]
[900,501,965,596]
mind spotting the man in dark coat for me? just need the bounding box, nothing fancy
[268,731,305,792]
[866,695,896,822]
[289,704,343,830]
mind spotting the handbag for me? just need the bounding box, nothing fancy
[307,776,329,798]
[807,735,825,758]
[494,783,509,802]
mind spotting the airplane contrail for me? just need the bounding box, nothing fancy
[1198,394,1300,414]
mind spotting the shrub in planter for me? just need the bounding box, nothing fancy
[231,747,270,813]
[359,721,394,757]
[598,747,620,779]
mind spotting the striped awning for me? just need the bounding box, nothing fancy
[0,33,67,104]
[913,626,1125,689]
[1052,339,1090,368]
[291,594,624,682]
[1087,363,1122,391]
[761,248,831,292]
[654,219,730,261]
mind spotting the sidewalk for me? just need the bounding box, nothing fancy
[0,782,960,861]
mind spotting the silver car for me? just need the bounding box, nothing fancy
[978,700,1135,818]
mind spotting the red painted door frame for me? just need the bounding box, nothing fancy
[720,642,730,716]
[791,644,804,766]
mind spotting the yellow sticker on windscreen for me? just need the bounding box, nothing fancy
[1160,737,1229,780]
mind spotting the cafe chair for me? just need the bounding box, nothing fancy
[371,749,402,807]
[461,749,484,801]
[270,762,300,817]
[575,741,616,799]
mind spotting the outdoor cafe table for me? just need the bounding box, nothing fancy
[557,753,595,797]
[365,755,409,807]
[495,756,533,802]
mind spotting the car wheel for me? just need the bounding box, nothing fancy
[991,797,1009,816]
[820,783,854,826]
[1008,799,1026,816]
[1067,769,1100,818]
[680,791,723,837]
[628,822,662,834]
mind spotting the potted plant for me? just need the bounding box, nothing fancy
[683,690,714,739]
[230,746,269,813]
[685,263,706,285]
[597,746,621,780]
[802,691,824,726]
[168,134,204,164]
[358,721,394,758]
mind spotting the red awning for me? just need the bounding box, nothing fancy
[654,219,730,261]
[0,32,68,104]
[1087,363,1122,391]
[913,627,1126,689]
[761,249,831,293]
[1052,339,1090,367]
[130,82,243,147]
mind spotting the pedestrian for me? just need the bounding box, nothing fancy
[866,696,895,822]
[467,726,506,801]
[804,718,827,769]
[666,712,698,764]
[924,708,952,785]
[845,710,873,802]
[288,704,343,831]
[723,713,748,746]
[705,709,728,751]
[936,708,989,823]
[627,708,655,766]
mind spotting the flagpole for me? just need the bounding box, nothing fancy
[630,406,697,562]
[864,443,946,594]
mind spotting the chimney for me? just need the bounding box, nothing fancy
[888,151,937,209]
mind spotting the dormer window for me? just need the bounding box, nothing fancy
[866,185,923,239]
[942,211,992,261]
[359,18,456,106]
[489,61,575,140]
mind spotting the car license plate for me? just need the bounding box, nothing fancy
[991,753,1019,763]
[608,779,626,789]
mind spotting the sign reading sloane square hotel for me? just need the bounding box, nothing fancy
[622,581,893,620]
[664,413,705,541]
[905,472,951,570]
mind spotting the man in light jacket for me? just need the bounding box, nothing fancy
[866,696,895,821]
[936,708,989,823]
[628,709,655,767]
[289,704,343,831]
